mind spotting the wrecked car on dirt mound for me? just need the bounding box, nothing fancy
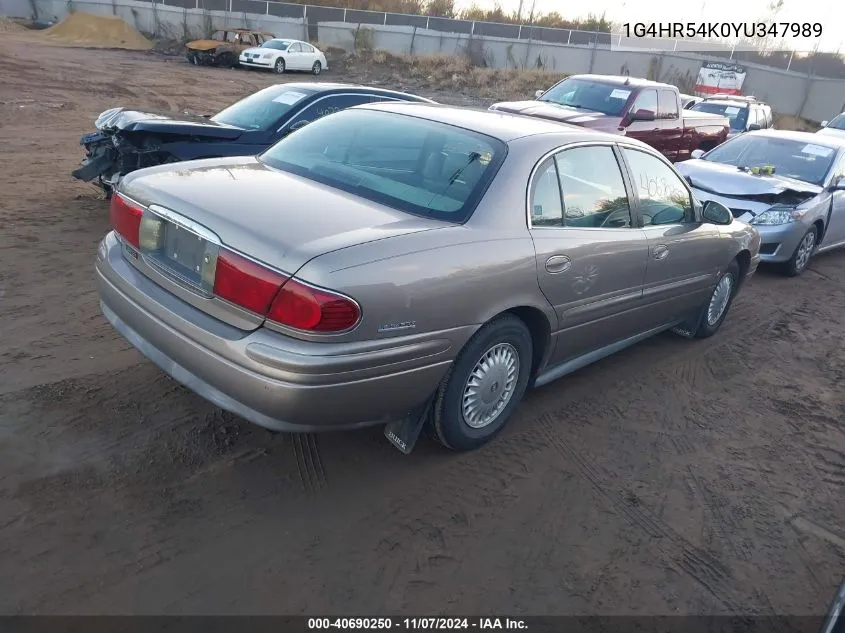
[185,29,273,67]
[71,83,435,197]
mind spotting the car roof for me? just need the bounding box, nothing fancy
[745,128,845,148]
[355,101,654,146]
[699,99,752,108]
[570,74,672,88]
[266,82,433,101]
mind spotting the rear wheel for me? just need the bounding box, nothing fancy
[783,226,817,277]
[187,52,198,65]
[692,260,740,339]
[312,61,322,75]
[430,315,533,452]
[274,58,286,74]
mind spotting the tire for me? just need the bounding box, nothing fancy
[430,314,533,452]
[187,53,198,65]
[274,58,286,74]
[783,226,817,277]
[692,259,740,339]
[312,61,322,75]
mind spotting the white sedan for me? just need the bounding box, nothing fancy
[239,38,328,75]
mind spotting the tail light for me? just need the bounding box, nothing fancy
[110,193,144,248]
[213,248,360,333]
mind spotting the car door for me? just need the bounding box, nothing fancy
[299,42,318,67]
[287,42,305,69]
[820,152,845,249]
[626,89,662,153]
[618,144,723,322]
[528,143,652,365]
[657,89,682,161]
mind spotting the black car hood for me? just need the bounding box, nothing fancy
[93,107,244,139]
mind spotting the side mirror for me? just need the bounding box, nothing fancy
[630,108,656,122]
[821,120,829,127]
[748,123,761,131]
[702,200,732,225]
[289,120,310,131]
[690,149,705,159]
[535,89,545,99]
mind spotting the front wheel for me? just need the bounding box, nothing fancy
[783,226,817,277]
[274,58,286,74]
[430,315,533,452]
[693,260,740,339]
[312,61,322,75]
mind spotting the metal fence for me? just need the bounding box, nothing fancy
[139,0,845,78]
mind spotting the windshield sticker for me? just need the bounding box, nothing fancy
[609,89,631,100]
[801,144,834,157]
[724,106,740,115]
[273,91,307,105]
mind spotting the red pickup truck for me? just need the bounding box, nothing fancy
[490,74,730,161]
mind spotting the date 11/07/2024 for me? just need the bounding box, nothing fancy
[308,618,528,630]
[622,22,821,39]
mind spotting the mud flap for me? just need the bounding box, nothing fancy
[384,398,433,455]
[72,155,113,182]
[670,307,705,339]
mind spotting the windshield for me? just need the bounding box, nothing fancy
[692,102,748,131]
[827,114,845,130]
[262,40,290,50]
[211,85,314,131]
[538,78,632,116]
[703,134,837,185]
[259,109,506,222]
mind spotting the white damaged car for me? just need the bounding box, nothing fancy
[239,38,328,75]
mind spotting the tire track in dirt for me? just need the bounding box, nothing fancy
[291,434,328,495]
[534,413,757,614]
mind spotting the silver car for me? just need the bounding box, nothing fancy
[96,103,760,454]
[678,130,845,276]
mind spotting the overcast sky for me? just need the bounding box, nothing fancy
[456,0,844,53]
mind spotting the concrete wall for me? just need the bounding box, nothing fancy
[5,0,845,122]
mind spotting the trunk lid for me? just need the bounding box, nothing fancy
[119,156,446,276]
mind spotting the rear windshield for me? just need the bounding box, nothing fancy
[259,109,506,222]
[210,85,315,131]
[692,102,748,131]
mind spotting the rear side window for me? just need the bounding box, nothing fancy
[260,109,506,222]
[657,90,679,119]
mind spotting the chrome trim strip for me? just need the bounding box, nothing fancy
[147,204,222,244]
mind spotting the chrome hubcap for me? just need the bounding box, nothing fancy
[707,273,734,326]
[461,343,520,429]
[795,232,815,271]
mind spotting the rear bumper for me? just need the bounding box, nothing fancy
[96,232,458,432]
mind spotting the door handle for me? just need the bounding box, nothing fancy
[545,255,571,274]
[652,244,669,260]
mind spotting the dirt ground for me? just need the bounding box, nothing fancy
[2,34,845,618]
